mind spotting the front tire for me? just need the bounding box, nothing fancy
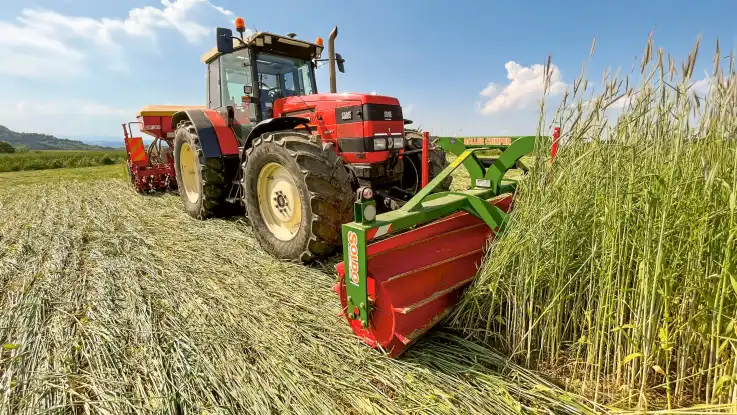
[173,121,228,219]
[242,132,353,262]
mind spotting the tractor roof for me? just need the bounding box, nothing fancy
[200,31,323,64]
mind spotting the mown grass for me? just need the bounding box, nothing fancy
[0,167,598,414]
[451,37,737,412]
[0,150,126,173]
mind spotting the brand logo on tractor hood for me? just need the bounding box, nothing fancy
[347,231,360,286]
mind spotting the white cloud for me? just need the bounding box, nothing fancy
[209,3,234,17]
[0,0,233,78]
[605,93,635,110]
[691,77,711,96]
[0,99,133,136]
[479,61,567,115]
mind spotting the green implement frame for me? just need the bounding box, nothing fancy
[341,135,545,328]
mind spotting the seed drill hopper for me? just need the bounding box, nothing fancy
[122,106,202,192]
[336,128,560,357]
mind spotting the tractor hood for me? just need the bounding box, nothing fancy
[275,92,401,110]
[272,92,405,164]
[274,93,404,126]
[273,92,405,139]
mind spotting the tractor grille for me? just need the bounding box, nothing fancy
[337,137,403,153]
[335,104,403,124]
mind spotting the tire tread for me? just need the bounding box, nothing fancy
[243,132,353,262]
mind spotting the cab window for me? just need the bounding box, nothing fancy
[255,53,315,97]
[206,58,221,109]
[220,49,254,107]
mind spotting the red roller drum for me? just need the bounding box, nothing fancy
[335,194,513,357]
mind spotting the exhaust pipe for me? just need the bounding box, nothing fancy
[328,26,338,93]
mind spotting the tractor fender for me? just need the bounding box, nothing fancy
[171,109,239,158]
[244,117,311,151]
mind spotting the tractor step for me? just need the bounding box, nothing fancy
[225,179,243,204]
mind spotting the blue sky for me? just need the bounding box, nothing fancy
[0,0,734,141]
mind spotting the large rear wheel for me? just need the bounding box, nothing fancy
[242,132,353,262]
[173,121,228,219]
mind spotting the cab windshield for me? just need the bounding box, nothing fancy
[255,53,315,100]
[217,49,316,120]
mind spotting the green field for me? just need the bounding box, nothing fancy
[0,150,127,173]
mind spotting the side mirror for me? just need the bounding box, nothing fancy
[244,85,253,95]
[336,53,345,73]
[216,27,234,54]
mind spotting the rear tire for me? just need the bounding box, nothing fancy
[173,121,228,219]
[242,132,353,262]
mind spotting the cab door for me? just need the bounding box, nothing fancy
[209,48,258,143]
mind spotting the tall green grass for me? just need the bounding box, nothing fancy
[452,37,737,411]
[0,150,126,173]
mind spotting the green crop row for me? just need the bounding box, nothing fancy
[0,150,127,173]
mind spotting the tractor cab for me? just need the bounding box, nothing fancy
[200,19,344,138]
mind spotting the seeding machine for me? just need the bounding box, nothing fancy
[123,17,561,356]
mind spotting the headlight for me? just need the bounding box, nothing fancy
[392,137,404,149]
[363,204,376,222]
[373,138,387,150]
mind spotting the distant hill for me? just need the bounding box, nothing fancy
[0,125,117,150]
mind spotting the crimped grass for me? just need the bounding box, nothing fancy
[0,173,596,414]
[451,37,737,412]
[0,150,125,173]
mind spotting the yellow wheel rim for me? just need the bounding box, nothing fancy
[257,162,302,241]
[179,142,201,204]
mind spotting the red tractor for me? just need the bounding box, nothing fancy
[125,18,449,262]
